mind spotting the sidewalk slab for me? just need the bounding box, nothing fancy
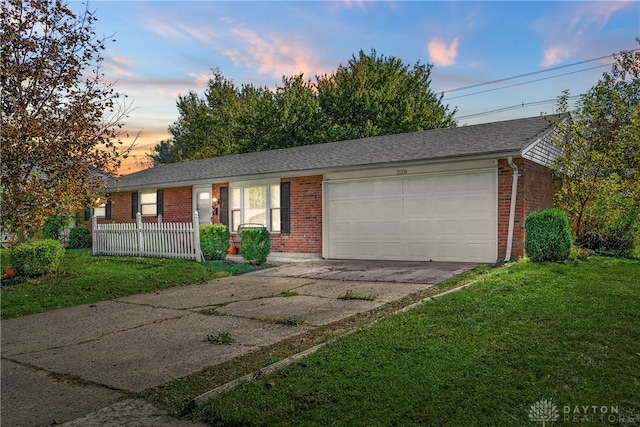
[10,313,305,392]
[1,301,183,356]
[117,276,303,309]
[295,280,432,302]
[1,359,123,427]
[217,295,381,326]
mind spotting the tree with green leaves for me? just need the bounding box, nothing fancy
[551,40,640,255]
[1,0,132,241]
[317,49,456,141]
[149,50,456,165]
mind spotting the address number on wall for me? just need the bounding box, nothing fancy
[396,169,408,175]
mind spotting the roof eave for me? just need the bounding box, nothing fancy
[106,151,525,192]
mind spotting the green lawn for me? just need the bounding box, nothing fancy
[0,249,229,319]
[189,257,640,426]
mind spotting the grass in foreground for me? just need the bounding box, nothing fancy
[190,257,639,426]
[0,249,228,319]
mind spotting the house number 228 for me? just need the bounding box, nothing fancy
[396,169,408,175]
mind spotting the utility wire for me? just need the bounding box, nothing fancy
[442,49,639,94]
[446,63,612,100]
[456,95,582,120]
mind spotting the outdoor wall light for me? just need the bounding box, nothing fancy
[211,197,219,216]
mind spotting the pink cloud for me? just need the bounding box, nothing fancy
[537,1,634,66]
[219,19,324,80]
[428,37,460,67]
[541,46,572,67]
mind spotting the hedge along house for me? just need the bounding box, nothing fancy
[99,114,565,263]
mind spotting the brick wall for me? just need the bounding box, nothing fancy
[162,187,193,223]
[214,177,323,254]
[270,175,323,254]
[101,186,193,224]
[497,158,555,260]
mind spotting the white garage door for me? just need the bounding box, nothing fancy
[325,170,497,262]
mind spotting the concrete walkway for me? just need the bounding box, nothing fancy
[1,260,476,426]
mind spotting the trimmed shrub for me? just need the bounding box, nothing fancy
[10,239,65,276]
[67,227,92,249]
[524,208,572,262]
[200,224,231,261]
[240,227,270,265]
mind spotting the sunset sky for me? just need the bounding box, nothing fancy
[69,1,640,174]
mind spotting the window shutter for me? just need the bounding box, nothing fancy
[219,187,229,226]
[131,192,138,219]
[156,190,164,217]
[105,195,112,220]
[280,181,290,234]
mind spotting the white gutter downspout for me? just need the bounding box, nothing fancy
[505,156,519,262]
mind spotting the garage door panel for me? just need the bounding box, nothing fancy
[466,243,493,261]
[355,181,375,198]
[405,177,434,195]
[404,198,435,218]
[379,180,403,196]
[465,195,491,215]
[435,176,458,192]
[435,198,459,215]
[379,199,403,217]
[381,221,402,235]
[406,219,430,235]
[326,169,497,262]
[465,173,491,191]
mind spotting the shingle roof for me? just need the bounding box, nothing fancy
[111,114,563,191]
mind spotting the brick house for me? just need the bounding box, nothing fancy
[97,114,565,263]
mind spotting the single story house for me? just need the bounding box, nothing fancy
[99,114,565,263]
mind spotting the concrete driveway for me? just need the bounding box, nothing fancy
[1,259,476,427]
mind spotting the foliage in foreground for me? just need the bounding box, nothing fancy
[524,208,572,262]
[200,224,230,261]
[240,227,271,265]
[1,0,132,240]
[0,250,227,319]
[10,239,65,277]
[194,257,640,426]
[67,227,92,249]
[551,40,640,257]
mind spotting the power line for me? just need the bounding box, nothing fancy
[456,95,582,120]
[446,63,612,100]
[442,49,639,95]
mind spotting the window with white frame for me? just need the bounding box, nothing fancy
[229,182,281,232]
[93,204,106,218]
[139,189,157,216]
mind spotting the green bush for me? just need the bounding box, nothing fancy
[579,204,639,257]
[200,224,230,261]
[10,239,65,276]
[524,208,572,262]
[240,227,270,265]
[43,215,69,241]
[67,227,92,249]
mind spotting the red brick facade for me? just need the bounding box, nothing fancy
[497,158,556,260]
[99,161,554,261]
[270,175,323,253]
[102,186,193,224]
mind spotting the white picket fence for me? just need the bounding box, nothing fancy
[92,212,202,262]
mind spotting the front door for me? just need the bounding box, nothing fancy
[193,186,212,225]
